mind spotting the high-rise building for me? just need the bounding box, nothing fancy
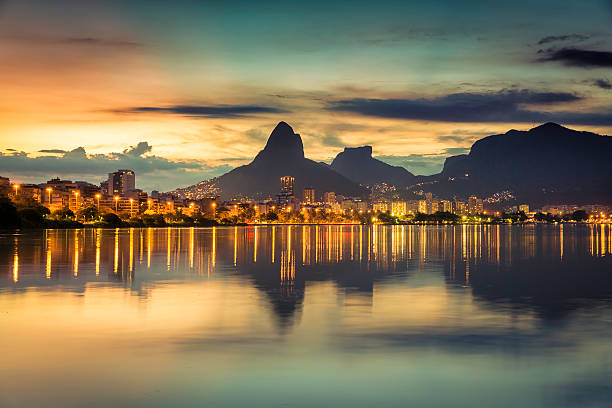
[277,176,296,208]
[418,200,427,214]
[519,204,530,213]
[280,176,294,195]
[468,196,483,214]
[440,200,452,212]
[302,187,315,204]
[391,201,407,215]
[323,191,336,204]
[107,169,135,197]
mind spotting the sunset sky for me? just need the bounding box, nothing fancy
[1,0,611,191]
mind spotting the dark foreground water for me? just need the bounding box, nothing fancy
[1,225,611,408]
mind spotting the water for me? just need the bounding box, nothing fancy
[1,225,611,408]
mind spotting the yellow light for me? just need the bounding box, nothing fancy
[46,187,52,192]
[95,193,100,198]
[211,203,216,207]
[129,198,134,202]
[114,196,119,201]
[13,184,19,190]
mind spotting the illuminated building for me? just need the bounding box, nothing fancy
[391,201,407,215]
[468,196,484,214]
[107,169,135,197]
[441,200,452,212]
[302,187,315,204]
[519,204,530,213]
[373,201,389,213]
[277,176,296,208]
[323,191,336,204]
[418,200,427,214]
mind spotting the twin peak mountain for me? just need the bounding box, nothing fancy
[177,121,612,204]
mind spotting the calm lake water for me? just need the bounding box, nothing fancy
[1,225,611,408]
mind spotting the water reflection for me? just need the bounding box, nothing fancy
[1,225,611,408]
[2,225,611,327]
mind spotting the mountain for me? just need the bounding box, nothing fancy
[417,122,612,204]
[176,122,365,200]
[330,146,416,187]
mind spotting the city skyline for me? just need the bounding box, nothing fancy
[1,0,612,191]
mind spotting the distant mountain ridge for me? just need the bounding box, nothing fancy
[330,146,416,187]
[175,122,365,200]
[175,121,612,205]
[420,122,612,204]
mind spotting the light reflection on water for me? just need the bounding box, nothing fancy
[0,225,611,408]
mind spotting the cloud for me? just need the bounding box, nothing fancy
[116,105,287,119]
[327,90,612,125]
[0,143,231,192]
[537,34,589,45]
[60,37,142,47]
[377,151,469,176]
[593,79,612,90]
[537,48,612,67]
[123,141,152,156]
[38,149,68,154]
[3,34,144,48]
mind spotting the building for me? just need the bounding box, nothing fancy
[391,201,407,215]
[440,200,452,212]
[341,198,367,213]
[280,176,294,195]
[107,169,135,197]
[468,196,484,214]
[454,200,467,215]
[323,191,336,204]
[277,176,296,209]
[519,204,530,213]
[373,201,389,213]
[418,200,427,214]
[302,187,315,204]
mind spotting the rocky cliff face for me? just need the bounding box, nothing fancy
[331,145,415,187]
[423,122,612,204]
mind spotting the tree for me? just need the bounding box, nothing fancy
[76,204,99,221]
[0,197,20,228]
[264,211,279,222]
[53,207,74,220]
[18,208,45,227]
[102,212,123,226]
[571,210,588,221]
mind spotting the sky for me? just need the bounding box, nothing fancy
[1,0,611,191]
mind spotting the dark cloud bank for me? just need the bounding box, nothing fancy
[538,48,612,68]
[328,90,612,125]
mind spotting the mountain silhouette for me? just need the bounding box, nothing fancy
[420,122,612,204]
[330,146,416,187]
[180,122,365,200]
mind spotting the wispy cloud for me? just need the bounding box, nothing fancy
[327,90,612,125]
[537,34,589,45]
[115,105,287,119]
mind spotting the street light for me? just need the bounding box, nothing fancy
[73,191,80,210]
[114,196,119,212]
[12,184,19,197]
[95,193,101,210]
[129,198,134,216]
[211,202,216,218]
[147,199,152,210]
[46,187,53,204]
